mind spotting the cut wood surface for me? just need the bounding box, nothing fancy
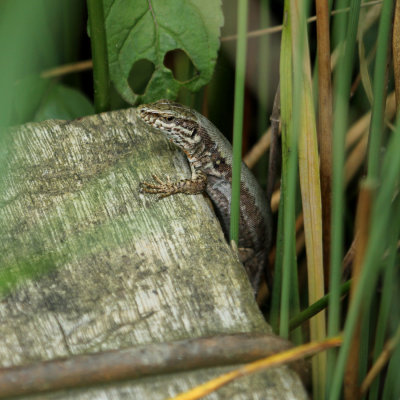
[0,108,308,399]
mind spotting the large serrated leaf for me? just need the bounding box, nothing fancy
[103,0,223,105]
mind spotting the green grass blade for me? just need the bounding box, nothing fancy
[368,194,400,400]
[290,1,326,394]
[278,0,298,339]
[327,0,362,391]
[230,0,248,245]
[289,280,351,331]
[382,326,400,399]
[367,0,394,180]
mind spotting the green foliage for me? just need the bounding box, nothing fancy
[0,0,223,125]
[103,0,223,105]
[33,84,94,121]
[0,0,89,126]
[13,78,94,123]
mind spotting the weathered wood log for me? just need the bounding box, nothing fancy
[0,108,308,399]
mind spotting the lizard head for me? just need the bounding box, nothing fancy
[137,99,202,157]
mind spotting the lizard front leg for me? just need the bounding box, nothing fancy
[140,172,207,199]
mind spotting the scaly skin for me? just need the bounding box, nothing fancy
[137,99,271,291]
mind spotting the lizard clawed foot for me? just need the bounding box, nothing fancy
[151,174,172,186]
[140,174,177,199]
[140,173,206,199]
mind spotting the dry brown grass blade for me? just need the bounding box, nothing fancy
[290,1,326,397]
[41,60,93,79]
[315,0,333,290]
[360,325,400,395]
[221,1,383,43]
[344,181,375,400]
[167,337,342,400]
[243,128,271,168]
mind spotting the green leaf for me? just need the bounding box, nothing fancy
[11,76,51,125]
[11,78,94,124]
[103,0,223,105]
[34,84,94,121]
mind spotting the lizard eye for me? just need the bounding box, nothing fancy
[214,158,223,168]
[166,116,174,121]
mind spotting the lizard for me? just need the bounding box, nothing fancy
[137,99,271,292]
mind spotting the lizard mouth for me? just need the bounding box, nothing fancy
[137,108,175,135]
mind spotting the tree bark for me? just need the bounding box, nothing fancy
[0,108,308,399]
